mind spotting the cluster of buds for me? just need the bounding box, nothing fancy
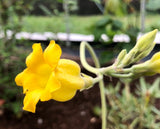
[100,29,159,81]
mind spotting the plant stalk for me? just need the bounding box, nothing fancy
[80,41,107,129]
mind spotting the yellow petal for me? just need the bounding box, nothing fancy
[25,43,52,75]
[26,43,45,69]
[44,40,62,69]
[15,70,26,86]
[51,86,77,102]
[150,52,160,62]
[23,90,42,113]
[55,59,85,90]
[16,69,51,93]
[45,72,61,93]
[40,89,52,101]
[150,61,160,73]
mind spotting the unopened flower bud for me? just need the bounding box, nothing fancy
[132,62,149,75]
[114,49,127,66]
[120,49,137,67]
[119,29,158,67]
[132,51,160,77]
[133,42,156,63]
[135,29,157,51]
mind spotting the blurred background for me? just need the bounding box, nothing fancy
[0,0,160,129]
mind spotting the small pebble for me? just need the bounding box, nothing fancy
[90,117,97,123]
[0,109,3,116]
[37,118,43,125]
[80,111,86,116]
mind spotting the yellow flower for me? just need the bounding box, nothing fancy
[132,52,160,76]
[147,52,160,74]
[15,40,85,113]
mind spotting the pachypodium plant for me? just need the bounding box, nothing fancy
[15,29,159,129]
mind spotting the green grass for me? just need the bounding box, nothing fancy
[22,14,160,34]
[22,15,102,34]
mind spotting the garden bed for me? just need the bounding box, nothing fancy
[1,41,160,129]
[0,51,160,129]
[0,74,160,129]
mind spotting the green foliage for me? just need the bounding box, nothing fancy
[88,16,124,65]
[94,78,160,128]
[0,0,35,114]
[146,0,160,11]
[39,4,54,16]
[89,16,123,43]
[33,0,62,16]
[125,25,139,46]
[0,39,30,114]
[20,14,159,35]
[104,0,137,16]
[0,0,37,41]
[99,51,115,65]
[104,0,127,16]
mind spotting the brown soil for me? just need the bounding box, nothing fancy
[0,85,102,129]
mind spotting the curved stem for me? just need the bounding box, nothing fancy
[80,41,100,74]
[80,41,107,129]
[93,75,103,84]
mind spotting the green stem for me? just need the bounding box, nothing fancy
[124,82,131,100]
[101,66,132,75]
[80,41,107,129]
[99,78,107,129]
[123,68,132,73]
[93,75,103,84]
[80,41,100,74]
[110,73,133,78]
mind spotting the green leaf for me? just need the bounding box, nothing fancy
[151,106,160,116]
[149,78,160,94]
[39,4,53,16]
[139,77,147,93]
[93,106,101,116]
[96,17,111,27]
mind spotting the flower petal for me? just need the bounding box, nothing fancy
[25,43,52,75]
[55,59,85,90]
[40,89,52,101]
[44,40,62,69]
[150,52,160,62]
[150,61,160,73]
[45,72,61,93]
[15,68,51,93]
[51,86,77,102]
[26,43,45,69]
[23,90,42,113]
[15,70,26,86]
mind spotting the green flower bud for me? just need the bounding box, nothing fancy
[120,49,137,67]
[133,42,156,63]
[132,62,149,74]
[135,29,157,51]
[119,29,158,67]
[132,51,160,77]
[114,49,127,66]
